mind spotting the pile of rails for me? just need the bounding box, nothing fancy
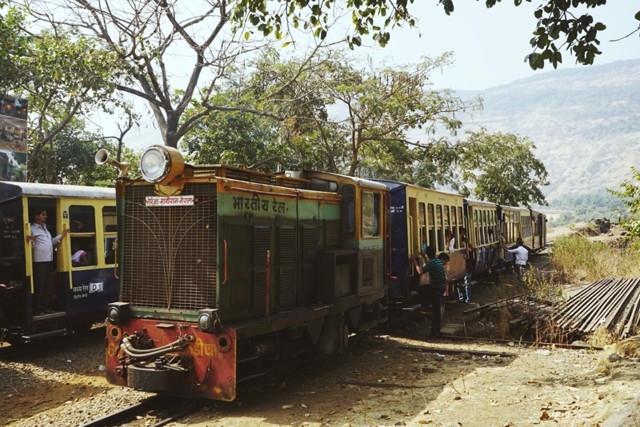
[553,278,640,339]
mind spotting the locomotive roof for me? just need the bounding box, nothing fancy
[0,181,115,199]
[281,170,389,191]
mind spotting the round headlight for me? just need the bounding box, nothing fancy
[140,147,167,181]
[139,145,185,184]
[198,313,213,331]
[108,306,120,324]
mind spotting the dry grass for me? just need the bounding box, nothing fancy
[617,336,640,357]
[550,234,640,281]
[588,327,618,347]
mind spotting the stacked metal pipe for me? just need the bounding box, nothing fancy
[553,278,640,339]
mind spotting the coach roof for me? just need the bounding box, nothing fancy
[0,181,115,199]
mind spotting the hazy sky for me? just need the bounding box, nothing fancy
[370,1,640,90]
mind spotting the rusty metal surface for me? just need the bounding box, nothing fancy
[553,278,640,339]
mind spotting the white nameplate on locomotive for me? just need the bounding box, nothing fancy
[145,195,195,206]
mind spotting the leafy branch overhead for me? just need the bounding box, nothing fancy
[233,0,640,69]
[608,167,640,244]
[181,51,549,208]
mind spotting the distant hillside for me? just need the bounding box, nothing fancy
[459,59,640,206]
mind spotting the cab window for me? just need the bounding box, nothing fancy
[341,185,356,238]
[361,191,380,238]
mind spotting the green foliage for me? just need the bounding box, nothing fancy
[232,0,636,70]
[608,167,640,242]
[232,0,417,49]
[184,52,548,206]
[0,6,28,91]
[549,191,624,227]
[180,93,296,172]
[241,50,474,176]
[456,128,549,207]
[29,119,139,186]
[2,15,130,172]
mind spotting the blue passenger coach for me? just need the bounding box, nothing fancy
[0,182,117,344]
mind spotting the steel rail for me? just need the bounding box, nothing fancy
[618,279,640,337]
[572,278,627,330]
[553,278,594,326]
[552,277,640,338]
[581,278,635,333]
[577,278,625,331]
[552,278,609,326]
[79,396,163,427]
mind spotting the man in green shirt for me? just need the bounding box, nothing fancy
[420,245,448,339]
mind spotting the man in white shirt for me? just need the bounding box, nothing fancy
[26,209,68,315]
[504,237,529,289]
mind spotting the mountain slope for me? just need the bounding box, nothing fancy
[460,59,640,203]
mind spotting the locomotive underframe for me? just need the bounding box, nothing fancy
[106,295,384,401]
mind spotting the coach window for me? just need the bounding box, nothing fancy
[475,211,480,245]
[427,204,435,249]
[341,185,356,238]
[102,206,117,265]
[489,211,498,242]
[361,191,380,238]
[451,207,458,249]
[419,202,427,251]
[484,211,490,244]
[436,205,444,252]
[477,211,483,245]
[509,212,515,242]
[443,206,450,250]
[70,205,96,267]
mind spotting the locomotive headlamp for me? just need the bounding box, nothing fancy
[140,145,185,185]
[198,308,222,334]
[107,302,131,325]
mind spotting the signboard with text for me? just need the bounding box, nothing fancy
[0,95,28,182]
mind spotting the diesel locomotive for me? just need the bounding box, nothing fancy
[100,145,546,401]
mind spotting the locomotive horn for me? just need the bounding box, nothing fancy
[95,149,131,178]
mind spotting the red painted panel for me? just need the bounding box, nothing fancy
[105,319,237,401]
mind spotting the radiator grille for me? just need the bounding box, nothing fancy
[362,257,374,288]
[325,220,340,247]
[278,227,296,308]
[251,226,270,313]
[300,226,318,304]
[121,183,217,310]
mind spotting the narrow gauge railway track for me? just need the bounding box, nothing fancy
[80,395,201,427]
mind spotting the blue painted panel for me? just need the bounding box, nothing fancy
[387,184,411,300]
[58,268,119,315]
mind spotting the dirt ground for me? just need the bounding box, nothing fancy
[183,251,638,427]
[3,225,640,426]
